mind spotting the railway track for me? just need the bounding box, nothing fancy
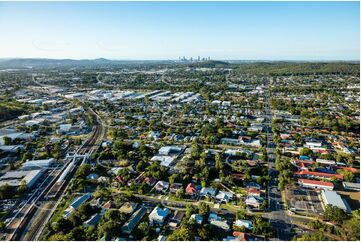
[7,109,104,241]
[2,166,61,241]
[2,80,106,241]
[20,124,104,241]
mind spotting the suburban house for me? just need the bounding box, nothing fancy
[186,183,197,196]
[154,181,169,193]
[245,182,262,190]
[83,213,101,227]
[199,187,218,198]
[168,211,185,229]
[247,187,262,197]
[234,219,253,230]
[149,207,170,226]
[170,183,183,193]
[144,177,157,186]
[245,196,263,209]
[208,213,230,230]
[215,191,234,203]
[63,193,92,218]
[190,214,203,225]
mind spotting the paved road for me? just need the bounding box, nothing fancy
[263,77,295,240]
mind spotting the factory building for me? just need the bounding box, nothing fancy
[0,169,43,188]
[321,190,351,213]
[21,158,56,170]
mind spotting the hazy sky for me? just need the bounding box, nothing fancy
[0,1,359,60]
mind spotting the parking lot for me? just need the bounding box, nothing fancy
[286,187,324,215]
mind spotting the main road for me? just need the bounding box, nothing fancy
[263,77,295,240]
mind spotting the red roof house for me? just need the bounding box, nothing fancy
[186,183,197,195]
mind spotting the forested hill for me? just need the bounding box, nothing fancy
[182,60,230,68]
[0,59,358,75]
[235,62,360,75]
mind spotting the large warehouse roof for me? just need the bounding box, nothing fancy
[0,169,43,187]
[321,190,351,213]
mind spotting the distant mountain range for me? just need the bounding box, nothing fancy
[0,58,178,69]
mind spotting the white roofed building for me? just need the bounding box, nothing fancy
[321,190,351,213]
[22,158,56,170]
[149,207,169,226]
[0,169,43,188]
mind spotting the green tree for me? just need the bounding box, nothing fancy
[53,217,72,233]
[198,202,210,216]
[252,216,272,238]
[0,184,15,199]
[17,180,27,195]
[48,233,65,241]
[345,210,360,241]
[98,220,118,239]
[136,160,147,172]
[196,152,207,169]
[198,226,211,240]
[0,221,5,232]
[215,152,225,172]
[136,221,150,238]
[168,173,178,185]
[2,136,11,145]
[236,208,248,220]
[323,205,347,224]
[22,151,33,162]
[185,204,197,219]
[176,187,185,198]
[338,170,354,182]
[75,164,92,179]
[190,138,203,160]
[299,147,312,156]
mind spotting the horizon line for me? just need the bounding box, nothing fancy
[0,57,359,62]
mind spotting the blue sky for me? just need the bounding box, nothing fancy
[0,1,359,60]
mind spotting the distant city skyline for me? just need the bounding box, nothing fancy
[0,1,359,60]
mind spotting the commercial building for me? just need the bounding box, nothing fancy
[0,169,43,188]
[342,182,360,191]
[298,179,334,190]
[321,190,351,213]
[158,146,183,156]
[0,128,34,145]
[0,145,24,153]
[294,170,343,180]
[22,158,56,170]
